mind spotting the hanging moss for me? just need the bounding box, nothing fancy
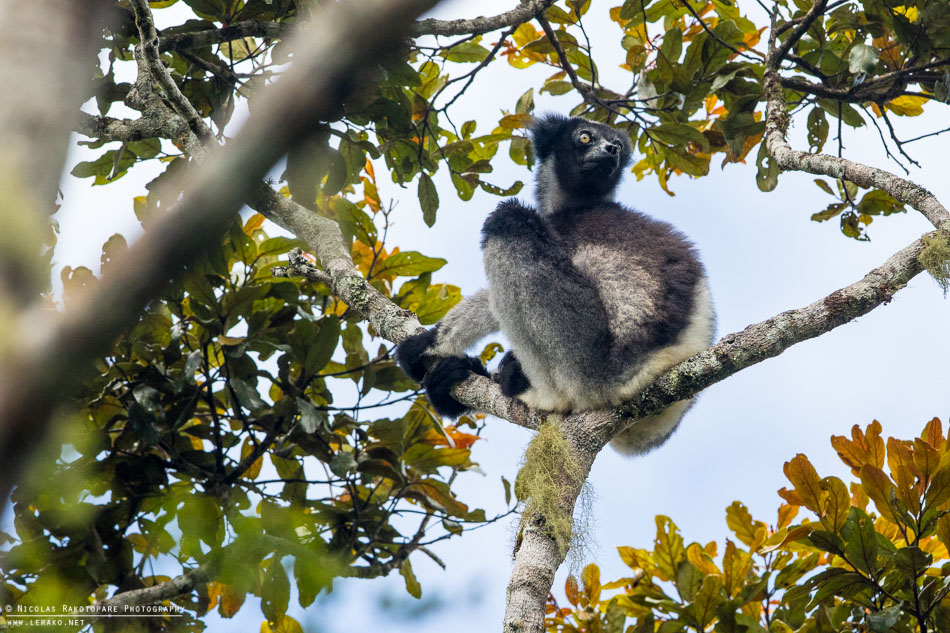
[919,225,950,297]
[515,419,591,564]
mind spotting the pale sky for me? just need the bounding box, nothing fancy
[51,1,950,631]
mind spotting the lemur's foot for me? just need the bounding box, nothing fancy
[495,351,531,397]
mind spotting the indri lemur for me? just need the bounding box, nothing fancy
[397,114,715,455]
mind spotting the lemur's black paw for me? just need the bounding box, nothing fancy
[425,356,488,418]
[495,351,531,397]
[481,198,543,244]
[395,327,437,383]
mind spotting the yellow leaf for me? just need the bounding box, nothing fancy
[686,542,720,576]
[512,23,541,47]
[722,540,752,597]
[887,95,927,117]
[581,563,601,604]
[860,464,901,523]
[653,516,685,581]
[261,614,302,633]
[243,213,266,235]
[893,5,919,22]
[240,436,263,480]
[725,501,764,546]
[777,503,798,529]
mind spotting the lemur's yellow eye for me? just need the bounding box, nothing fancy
[579,131,592,144]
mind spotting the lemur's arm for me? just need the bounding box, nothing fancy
[395,289,498,382]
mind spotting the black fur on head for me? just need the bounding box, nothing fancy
[529,113,633,203]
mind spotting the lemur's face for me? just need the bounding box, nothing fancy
[556,120,632,199]
[571,124,625,177]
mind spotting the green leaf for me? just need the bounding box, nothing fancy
[400,559,422,598]
[807,107,829,153]
[867,605,900,632]
[329,451,357,477]
[894,546,932,582]
[418,173,439,227]
[814,179,835,196]
[230,377,265,412]
[443,41,491,63]
[849,43,879,74]
[755,141,779,192]
[261,556,291,622]
[374,251,446,278]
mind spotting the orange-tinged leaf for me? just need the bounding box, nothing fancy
[914,438,940,480]
[565,575,580,606]
[778,503,799,529]
[850,481,869,510]
[364,159,375,182]
[922,417,945,451]
[219,583,246,618]
[243,213,266,235]
[886,437,918,481]
[207,581,221,610]
[784,454,825,514]
[832,421,886,474]
[777,486,804,507]
[819,477,850,533]
[860,464,900,524]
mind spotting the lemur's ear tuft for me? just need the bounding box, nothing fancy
[529,113,573,163]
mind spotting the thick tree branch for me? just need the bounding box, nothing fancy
[0,1,110,307]
[414,0,556,37]
[156,0,557,55]
[159,20,288,52]
[0,0,437,518]
[131,0,217,145]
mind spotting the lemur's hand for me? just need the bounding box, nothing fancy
[394,328,437,382]
[395,328,488,418]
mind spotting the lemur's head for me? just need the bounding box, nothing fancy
[529,114,633,214]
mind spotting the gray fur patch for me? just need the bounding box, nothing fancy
[431,289,499,357]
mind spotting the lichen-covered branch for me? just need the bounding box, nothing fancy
[415,0,556,36]
[155,0,556,56]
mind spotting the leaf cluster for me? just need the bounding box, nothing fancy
[1,211,509,629]
[546,418,950,633]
